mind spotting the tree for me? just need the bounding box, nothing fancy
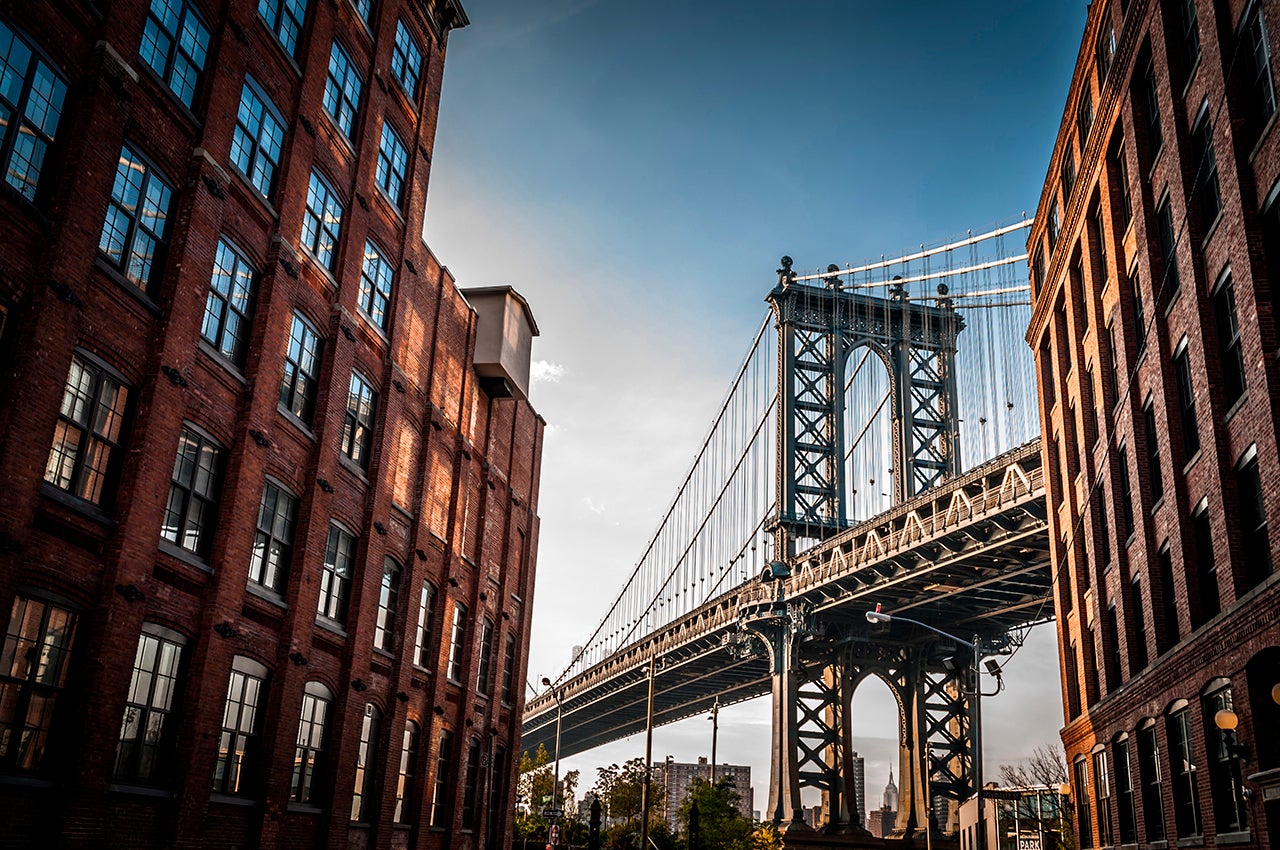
[518,743,554,813]
[750,823,782,850]
[998,744,1068,788]
[676,777,753,850]
[592,757,661,825]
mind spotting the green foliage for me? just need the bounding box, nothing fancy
[675,777,753,850]
[601,818,677,850]
[591,757,662,823]
[749,823,782,850]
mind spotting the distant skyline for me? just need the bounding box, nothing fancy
[425,1,1088,813]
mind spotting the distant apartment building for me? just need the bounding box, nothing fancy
[1028,0,1280,847]
[655,756,753,829]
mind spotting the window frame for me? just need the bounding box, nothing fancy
[279,311,323,423]
[114,624,186,785]
[476,618,494,697]
[160,422,225,558]
[322,41,363,140]
[350,702,381,822]
[358,239,394,331]
[139,0,211,109]
[212,655,269,796]
[230,76,286,199]
[390,19,424,100]
[374,558,401,653]
[300,169,344,273]
[375,120,409,207]
[201,237,257,367]
[43,351,131,507]
[414,579,438,669]
[257,0,308,59]
[394,719,419,824]
[1190,102,1222,227]
[446,601,468,684]
[1172,338,1199,459]
[0,593,79,774]
[430,729,454,827]
[317,523,357,625]
[290,680,332,804]
[1235,446,1272,586]
[248,478,298,594]
[0,18,69,203]
[1212,269,1246,408]
[1167,705,1203,838]
[1137,721,1167,841]
[98,143,175,293]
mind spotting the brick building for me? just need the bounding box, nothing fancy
[1027,1,1280,848]
[0,2,547,850]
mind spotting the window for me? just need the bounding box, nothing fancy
[1093,204,1108,280]
[1097,21,1117,81]
[279,312,322,423]
[322,43,362,140]
[376,122,409,206]
[1237,448,1272,587]
[447,601,467,683]
[351,703,380,821]
[318,524,356,624]
[1142,399,1163,506]
[213,656,268,795]
[1077,88,1094,147]
[1094,749,1113,847]
[201,238,256,366]
[394,721,419,823]
[1106,321,1120,405]
[258,0,308,59]
[390,20,424,98]
[1115,738,1138,844]
[99,145,173,291]
[1073,258,1089,335]
[1048,200,1061,253]
[501,634,516,706]
[1117,442,1134,537]
[0,595,78,773]
[1104,604,1122,690]
[352,0,374,27]
[161,424,224,556]
[301,170,343,272]
[461,738,481,828]
[1158,545,1181,649]
[231,77,285,198]
[1129,577,1149,672]
[1066,641,1082,719]
[1167,707,1203,838]
[358,240,393,330]
[1156,199,1180,302]
[1075,758,1094,849]
[1032,245,1045,294]
[1180,0,1201,69]
[1190,107,1222,225]
[341,371,377,468]
[1130,275,1147,354]
[430,730,454,827]
[1243,3,1277,143]
[414,580,437,668]
[291,681,331,804]
[1191,502,1220,625]
[44,353,130,506]
[115,626,184,783]
[1111,136,1132,225]
[374,559,400,652]
[139,0,210,107]
[476,619,494,697]
[1061,149,1076,203]
[1213,272,1246,408]
[1173,342,1199,458]
[249,480,297,593]
[1203,686,1248,833]
[1137,723,1167,841]
[1144,66,1164,159]
[0,19,68,201]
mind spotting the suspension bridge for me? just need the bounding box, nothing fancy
[521,220,1052,839]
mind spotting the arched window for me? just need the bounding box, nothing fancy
[1165,700,1202,838]
[1202,681,1248,834]
[394,720,420,824]
[414,580,437,668]
[476,618,495,696]
[214,655,269,796]
[447,602,468,683]
[291,681,333,804]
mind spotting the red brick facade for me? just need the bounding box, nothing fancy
[1028,1,1280,848]
[0,1,545,849]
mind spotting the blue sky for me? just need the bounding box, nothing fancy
[425,0,1088,815]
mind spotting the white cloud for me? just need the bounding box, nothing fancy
[582,496,606,515]
[531,359,567,384]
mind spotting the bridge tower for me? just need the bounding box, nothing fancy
[769,257,965,550]
[760,259,974,842]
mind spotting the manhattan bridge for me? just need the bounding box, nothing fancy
[522,219,1052,839]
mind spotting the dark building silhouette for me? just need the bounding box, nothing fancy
[1028,0,1280,847]
[0,1,549,849]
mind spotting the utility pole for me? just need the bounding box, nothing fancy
[709,696,720,785]
[640,656,656,850]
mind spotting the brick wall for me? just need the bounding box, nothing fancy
[0,1,545,849]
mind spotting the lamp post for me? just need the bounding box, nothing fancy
[709,696,720,785]
[541,677,563,833]
[640,656,657,850]
[866,608,1003,850]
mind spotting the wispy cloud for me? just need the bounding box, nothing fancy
[531,359,567,384]
[581,496,606,515]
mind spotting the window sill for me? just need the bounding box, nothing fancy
[228,165,279,221]
[245,582,289,612]
[254,15,303,78]
[198,340,248,385]
[373,647,395,662]
[315,616,349,640]
[1147,144,1165,181]
[209,792,257,807]
[1146,842,1168,850]
[136,62,203,133]
[1173,837,1203,848]
[0,774,55,789]
[39,481,117,528]
[374,185,406,222]
[338,455,371,484]
[276,402,316,440]
[109,782,174,798]
[356,309,390,346]
[158,539,213,573]
[1224,392,1249,423]
[1214,833,1251,846]
[286,802,325,815]
[1180,57,1202,103]
[1182,449,1202,475]
[94,255,161,316]
[1199,209,1224,250]
[1247,110,1279,166]
[299,246,340,293]
[1149,495,1164,516]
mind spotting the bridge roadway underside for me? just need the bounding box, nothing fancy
[521,440,1051,761]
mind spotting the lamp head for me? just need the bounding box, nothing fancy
[866,604,891,624]
[761,560,790,583]
[1214,708,1239,732]
[541,676,552,688]
[1273,682,1280,705]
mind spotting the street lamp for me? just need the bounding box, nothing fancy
[541,677,564,832]
[865,607,1003,850]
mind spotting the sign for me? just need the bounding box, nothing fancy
[1017,836,1041,850]
[550,824,562,845]
[543,807,564,819]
